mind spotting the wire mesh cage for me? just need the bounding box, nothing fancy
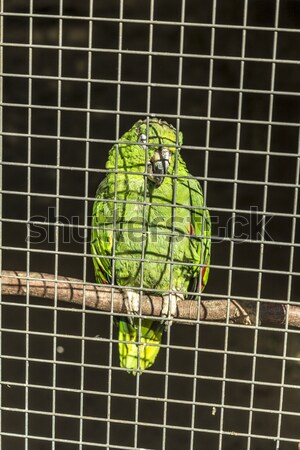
[1,0,300,449]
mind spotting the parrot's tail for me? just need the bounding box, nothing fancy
[118,319,163,375]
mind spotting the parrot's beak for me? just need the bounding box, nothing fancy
[148,148,171,187]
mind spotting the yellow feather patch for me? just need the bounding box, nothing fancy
[118,319,163,375]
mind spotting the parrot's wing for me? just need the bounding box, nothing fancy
[188,177,211,293]
[91,175,164,374]
[91,177,113,285]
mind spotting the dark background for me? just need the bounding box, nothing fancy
[1,0,300,449]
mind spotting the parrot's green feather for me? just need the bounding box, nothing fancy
[91,118,211,374]
[118,319,163,373]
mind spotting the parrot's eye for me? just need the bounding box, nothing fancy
[138,133,147,150]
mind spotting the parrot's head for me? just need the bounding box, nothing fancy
[121,118,183,188]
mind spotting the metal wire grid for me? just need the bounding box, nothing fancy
[0,0,300,449]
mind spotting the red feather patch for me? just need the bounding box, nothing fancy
[187,223,195,235]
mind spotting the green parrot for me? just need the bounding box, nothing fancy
[91,118,211,374]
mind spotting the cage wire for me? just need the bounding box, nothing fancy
[0,0,300,449]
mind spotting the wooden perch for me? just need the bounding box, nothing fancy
[1,270,299,328]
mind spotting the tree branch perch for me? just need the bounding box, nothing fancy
[1,270,299,328]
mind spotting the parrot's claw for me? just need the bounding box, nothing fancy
[122,289,140,327]
[161,292,179,330]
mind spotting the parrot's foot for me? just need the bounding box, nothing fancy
[161,291,180,330]
[122,289,140,327]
